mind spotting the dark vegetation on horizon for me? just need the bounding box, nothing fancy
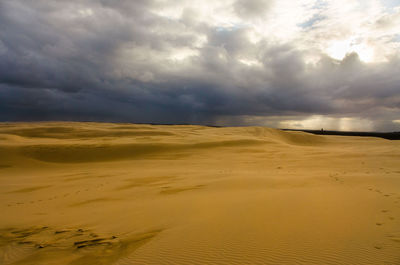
[282,129,400,140]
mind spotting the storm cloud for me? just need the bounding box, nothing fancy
[0,0,399,131]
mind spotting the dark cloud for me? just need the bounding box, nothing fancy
[0,0,399,131]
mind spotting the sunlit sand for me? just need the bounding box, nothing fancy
[1,122,400,264]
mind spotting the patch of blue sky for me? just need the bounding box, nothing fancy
[392,34,400,42]
[298,14,325,29]
[311,0,328,10]
[381,0,400,9]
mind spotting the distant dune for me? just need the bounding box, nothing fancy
[1,122,400,264]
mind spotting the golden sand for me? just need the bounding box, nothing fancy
[0,122,400,264]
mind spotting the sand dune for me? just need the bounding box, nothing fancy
[1,122,400,264]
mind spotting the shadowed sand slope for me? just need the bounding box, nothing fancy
[1,122,400,264]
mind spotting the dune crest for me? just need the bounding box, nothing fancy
[0,123,327,164]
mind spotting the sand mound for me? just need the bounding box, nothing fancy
[243,126,327,145]
[0,123,325,164]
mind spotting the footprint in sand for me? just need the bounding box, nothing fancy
[388,236,400,243]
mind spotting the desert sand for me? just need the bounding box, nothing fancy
[0,122,400,264]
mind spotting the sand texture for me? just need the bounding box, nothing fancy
[1,122,400,264]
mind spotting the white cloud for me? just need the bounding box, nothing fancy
[149,0,399,63]
[168,47,199,62]
[78,8,94,17]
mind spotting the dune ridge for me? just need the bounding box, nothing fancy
[0,123,328,164]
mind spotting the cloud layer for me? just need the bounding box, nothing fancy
[0,0,399,131]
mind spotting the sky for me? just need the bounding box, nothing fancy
[0,0,400,131]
